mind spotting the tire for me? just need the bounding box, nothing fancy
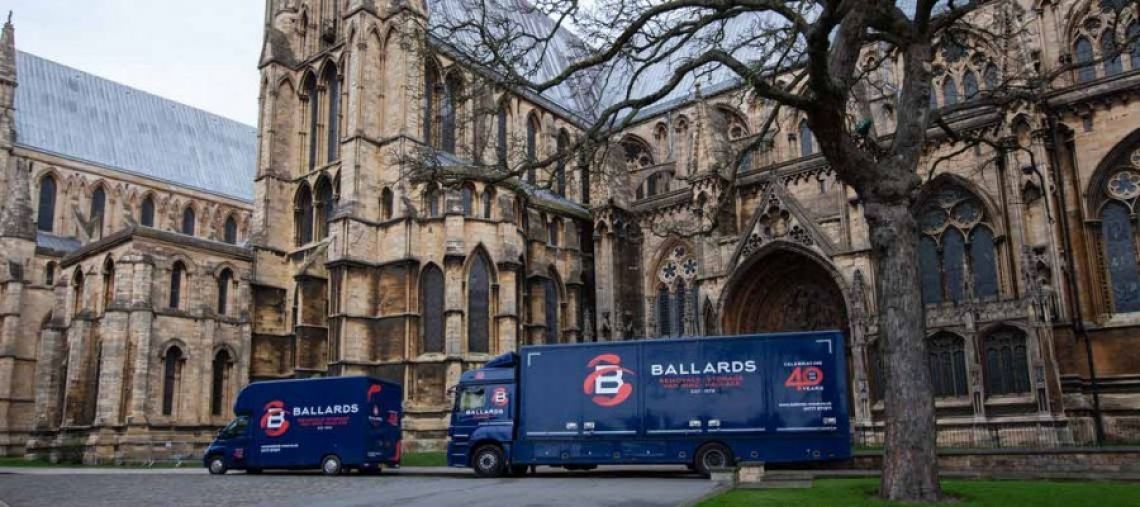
[207,456,227,475]
[694,443,734,477]
[471,445,506,478]
[321,455,343,476]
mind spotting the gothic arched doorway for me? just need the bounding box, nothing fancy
[722,247,848,335]
[721,245,855,413]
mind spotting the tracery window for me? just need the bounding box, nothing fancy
[982,328,1030,396]
[1100,160,1140,313]
[941,78,958,106]
[37,174,56,232]
[720,107,749,140]
[526,113,540,184]
[655,244,698,337]
[917,183,999,304]
[962,71,979,99]
[1102,32,1123,76]
[1076,36,1096,82]
[928,332,968,397]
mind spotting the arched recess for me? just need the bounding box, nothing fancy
[419,263,445,354]
[544,268,564,344]
[721,243,849,335]
[466,248,496,354]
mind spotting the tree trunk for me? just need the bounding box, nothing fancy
[865,198,941,502]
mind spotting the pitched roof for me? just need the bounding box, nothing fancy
[13,51,257,201]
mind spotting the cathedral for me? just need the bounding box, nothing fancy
[2,0,1140,462]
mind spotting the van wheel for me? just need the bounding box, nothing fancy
[207,456,227,475]
[694,443,734,477]
[472,445,505,478]
[321,455,343,475]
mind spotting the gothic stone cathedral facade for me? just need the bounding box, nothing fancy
[3,0,1140,461]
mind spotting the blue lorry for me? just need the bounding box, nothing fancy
[204,376,402,475]
[447,331,850,477]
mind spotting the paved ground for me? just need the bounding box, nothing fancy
[0,466,720,507]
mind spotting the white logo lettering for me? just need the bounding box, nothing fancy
[595,365,625,395]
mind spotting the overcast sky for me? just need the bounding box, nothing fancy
[7,0,265,125]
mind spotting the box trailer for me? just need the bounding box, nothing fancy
[447,332,850,477]
[204,376,402,475]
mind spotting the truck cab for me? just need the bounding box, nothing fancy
[447,353,520,475]
[205,414,254,474]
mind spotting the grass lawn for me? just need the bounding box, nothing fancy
[400,452,447,467]
[701,478,1140,507]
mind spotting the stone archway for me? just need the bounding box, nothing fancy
[722,246,848,335]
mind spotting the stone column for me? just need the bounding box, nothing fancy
[126,259,154,424]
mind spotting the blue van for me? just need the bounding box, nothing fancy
[204,376,402,475]
[447,332,850,477]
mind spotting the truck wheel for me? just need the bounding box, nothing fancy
[694,443,733,477]
[321,455,343,475]
[207,456,227,475]
[472,445,506,478]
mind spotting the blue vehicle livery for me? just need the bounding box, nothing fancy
[204,376,402,475]
[447,331,850,477]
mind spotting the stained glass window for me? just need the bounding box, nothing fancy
[657,285,671,337]
[917,183,998,303]
[942,228,965,302]
[941,78,958,106]
[1101,32,1123,77]
[1102,201,1140,312]
[673,280,686,337]
[962,71,978,99]
[1075,37,1096,83]
[919,236,942,305]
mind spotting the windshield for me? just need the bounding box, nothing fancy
[218,415,250,439]
[458,387,486,412]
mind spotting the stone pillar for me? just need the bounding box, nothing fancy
[126,259,154,424]
[495,261,521,353]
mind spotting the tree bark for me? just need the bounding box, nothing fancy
[865,198,941,502]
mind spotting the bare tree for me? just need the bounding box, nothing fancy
[407,0,1140,500]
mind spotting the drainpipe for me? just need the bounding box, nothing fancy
[1044,111,1105,446]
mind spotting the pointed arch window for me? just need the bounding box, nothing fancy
[461,185,475,217]
[1101,32,1123,77]
[798,120,815,156]
[324,64,341,162]
[45,261,56,286]
[72,269,85,315]
[91,186,106,236]
[223,215,238,244]
[315,177,334,240]
[544,273,561,344]
[962,71,979,99]
[426,185,442,218]
[555,130,569,196]
[170,261,186,309]
[941,78,958,106]
[916,183,999,304]
[305,74,320,171]
[162,345,184,416]
[181,207,196,236]
[37,175,56,232]
[140,196,155,227]
[481,188,494,219]
[441,74,463,154]
[547,219,559,247]
[1101,199,1140,312]
[217,268,233,315]
[1075,37,1096,83]
[295,184,314,245]
[210,349,232,416]
[102,258,115,310]
[467,252,492,354]
[982,328,1030,395]
[496,102,509,166]
[381,187,394,220]
[420,265,445,354]
[656,285,671,337]
[526,114,539,184]
[928,333,968,397]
